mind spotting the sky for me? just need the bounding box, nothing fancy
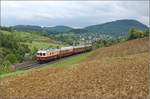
[1,1,149,28]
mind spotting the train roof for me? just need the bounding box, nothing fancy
[37,45,92,53]
[37,48,60,53]
[73,45,91,48]
[60,46,73,50]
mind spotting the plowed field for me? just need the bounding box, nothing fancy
[0,38,149,99]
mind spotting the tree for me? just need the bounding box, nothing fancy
[0,26,14,32]
[128,28,145,40]
[4,54,18,64]
[0,60,11,74]
[30,47,38,60]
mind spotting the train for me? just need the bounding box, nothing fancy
[36,45,92,63]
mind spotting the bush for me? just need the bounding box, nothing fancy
[0,60,12,74]
[94,39,114,48]
[30,47,38,60]
[4,54,18,64]
[128,28,147,40]
[0,26,14,32]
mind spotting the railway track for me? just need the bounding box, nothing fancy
[14,53,87,70]
[14,61,39,70]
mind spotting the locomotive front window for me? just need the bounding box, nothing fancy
[40,53,42,56]
[43,53,46,56]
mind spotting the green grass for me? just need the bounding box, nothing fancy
[0,52,92,78]
[0,30,63,50]
[17,31,62,50]
[0,70,31,78]
[25,41,61,50]
[44,52,92,68]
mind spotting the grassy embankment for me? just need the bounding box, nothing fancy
[0,52,92,78]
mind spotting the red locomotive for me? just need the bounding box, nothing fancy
[36,45,92,63]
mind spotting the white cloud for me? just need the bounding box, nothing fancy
[1,1,149,27]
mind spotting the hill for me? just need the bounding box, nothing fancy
[0,30,61,51]
[84,19,148,37]
[0,37,148,98]
[13,19,148,38]
[13,25,43,33]
[13,25,72,34]
[44,26,72,33]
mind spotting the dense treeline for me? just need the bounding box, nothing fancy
[0,29,30,74]
[0,26,14,32]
